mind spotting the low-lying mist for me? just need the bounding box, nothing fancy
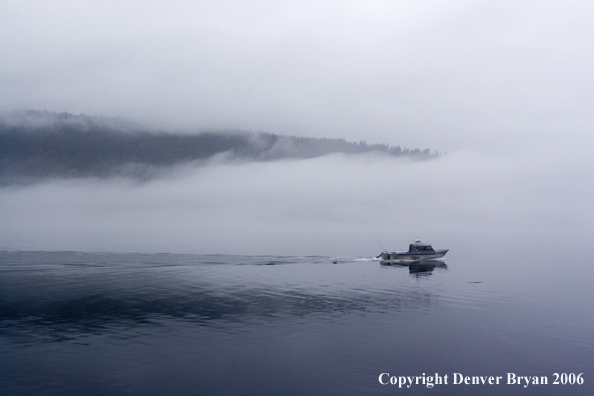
[1,143,590,258]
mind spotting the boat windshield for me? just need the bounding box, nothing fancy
[409,244,435,252]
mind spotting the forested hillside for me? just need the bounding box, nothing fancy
[0,111,438,184]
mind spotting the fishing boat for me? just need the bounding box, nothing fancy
[379,240,448,263]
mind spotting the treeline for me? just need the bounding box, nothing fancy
[0,110,438,184]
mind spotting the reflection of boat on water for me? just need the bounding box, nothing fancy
[381,259,448,277]
[379,240,448,264]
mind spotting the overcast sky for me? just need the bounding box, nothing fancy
[1,1,592,255]
[1,0,592,152]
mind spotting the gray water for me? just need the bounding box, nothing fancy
[1,245,592,396]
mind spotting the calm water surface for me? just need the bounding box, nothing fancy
[1,247,592,395]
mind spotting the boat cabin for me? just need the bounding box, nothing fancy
[408,240,436,253]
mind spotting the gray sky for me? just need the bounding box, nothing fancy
[1,0,592,152]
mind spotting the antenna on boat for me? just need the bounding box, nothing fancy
[375,240,387,252]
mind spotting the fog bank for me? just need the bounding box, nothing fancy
[1,145,590,256]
